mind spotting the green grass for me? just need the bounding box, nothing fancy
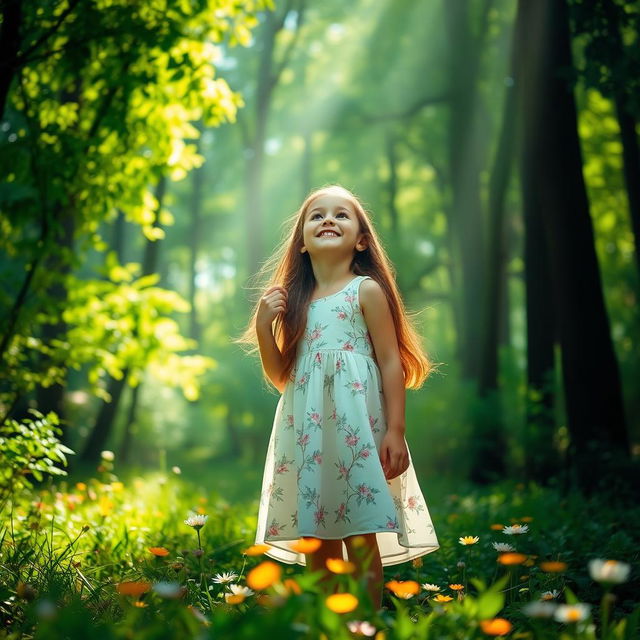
[1,455,639,639]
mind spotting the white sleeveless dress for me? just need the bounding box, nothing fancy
[254,275,439,566]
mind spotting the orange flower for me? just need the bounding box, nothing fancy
[326,558,356,574]
[480,618,513,635]
[540,561,568,572]
[490,524,504,530]
[289,537,322,554]
[497,553,528,566]
[433,594,453,602]
[225,594,245,605]
[325,593,359,613]
[246,561,282,590]
[116,581,152,596]
[133,600,148,608]
[148,547,170,557]
[449,583,465,590]
[385,580,420,598]
[243,544,270,556]
[521,516,534,522]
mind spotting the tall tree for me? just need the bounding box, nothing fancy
[518,0,632,491]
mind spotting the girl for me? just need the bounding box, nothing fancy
[238,184,439,608]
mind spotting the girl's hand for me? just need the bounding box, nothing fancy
[257,285,288,331]
[380,430,409,480]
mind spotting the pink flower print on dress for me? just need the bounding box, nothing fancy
[313,451,322,465]
[329,407,337,421]
[336,461,349,479]
[267,519,285,537]
[337,311,347,320]
[286,414,294,429]
[342,341,354,352]
[314,351,322,365]
[345,379,367,396]
[310,328,321,340]
[369,415,380,433]
[385,516,399,529]
[345,434,359,447]
[309,411,321,425]
[358,448,371,459]
[297,433,310,447]
[314,505,327,527]
[334,502,347,522]
[344,294,355,304]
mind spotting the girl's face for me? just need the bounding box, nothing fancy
[301,193,367,257]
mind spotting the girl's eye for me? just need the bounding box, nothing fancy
[337,212,348,218]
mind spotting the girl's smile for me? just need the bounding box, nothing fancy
[302,194,364,254]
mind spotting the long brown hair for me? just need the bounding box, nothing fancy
[235,184,431,389]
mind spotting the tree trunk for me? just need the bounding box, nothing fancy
[0,0,22,119]
[518,0,631,492]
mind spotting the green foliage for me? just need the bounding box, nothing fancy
[0,410,73,506]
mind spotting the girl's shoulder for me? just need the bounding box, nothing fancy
[357,276,386,309]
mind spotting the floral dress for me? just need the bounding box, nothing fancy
[254,275,439,566]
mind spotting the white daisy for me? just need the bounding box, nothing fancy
[184,514,208,530]
[539,589,560,601]
[347,620,376,636]
[553,603,591,623]
[492,542,516,552]
[228,584,254,597]
[421,583,441,592]
[588,559,630,585]
[502,524,529,535]
[212,571,239,585]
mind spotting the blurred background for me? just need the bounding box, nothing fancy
[1,0,639,502]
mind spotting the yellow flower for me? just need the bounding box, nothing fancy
[433,594,453,602]
[98,496,113,517]
[288,537,322,554]
[75,482,87,491]
[243,544,271,556]
[385,580,420,599]
[539,561,567,572]
[325,593,359,613]
[326,558,356,574]
[246,561,282,590]
[480,618,513,635]
[497,553,528,565]
[148,547,170,557]
[459,536,479,545]
[449,583,464,590]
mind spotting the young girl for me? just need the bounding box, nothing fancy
[238,184,439,607]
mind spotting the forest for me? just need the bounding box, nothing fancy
[0,0,639,638]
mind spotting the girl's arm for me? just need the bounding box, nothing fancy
[360,279,410,480]
[256,285,288,393]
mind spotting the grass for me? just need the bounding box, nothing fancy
[1,453,639,639]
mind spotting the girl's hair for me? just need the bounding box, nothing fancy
[235,184,431,389]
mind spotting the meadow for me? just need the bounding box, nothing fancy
[1,438,638,639]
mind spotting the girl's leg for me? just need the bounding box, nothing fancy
[344,533,383,609]
[306,538,343,593]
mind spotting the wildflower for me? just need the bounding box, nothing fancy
[480,618,513,635]
[133,601,148,608]
[212,572,238,585]
[325,593,358,613]
[539,561,567,572]
[449,584,464,591]
[539,590,560,601]
[172,466,181,474]
[457,561,466,568]
[385,580,420,599]
[100,450,115,461]
[502,524,529,535]
[553,603,591,623]
[148,547,170,557]
[523,601,557,618]
[412,557,423,569]
[116,581,152,596]
[246,561,282,590]
[433,594,453,602]
[521,516,534,522]
[184,514,208,530]
[75,482,87,491]
[152,582,186,599]
[588,559,630,585]
[422,583,441,592]
[490,523,504,530]
[326,558,356,574]
[492,542,515,552]
[192,549,204,558]
[243,544,271,556]
[347,620,377,636]
[281,578,302,595]
[497,553,528,566]
[459,536,479,545]
[289,537,322,554]
[225,584,254,604]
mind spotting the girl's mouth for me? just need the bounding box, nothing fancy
[318,230,340,237]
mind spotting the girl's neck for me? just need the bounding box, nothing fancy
[309,258,355,290]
